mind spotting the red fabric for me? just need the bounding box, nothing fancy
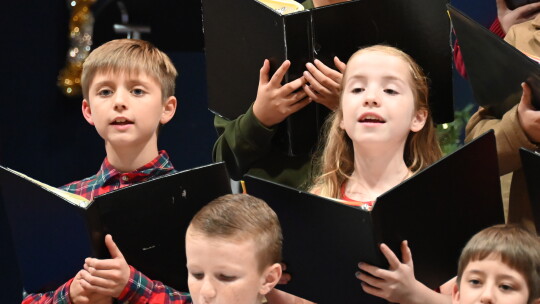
[453,18,506,79]
[339,182,375,209]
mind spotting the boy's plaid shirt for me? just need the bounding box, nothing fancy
[60,150,175,200]
[23,150,194,304]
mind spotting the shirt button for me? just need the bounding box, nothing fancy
[122,175,129,181]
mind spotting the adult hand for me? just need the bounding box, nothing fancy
[302,56,346,111]
[518,82,540,143]
[253,59,310,127]
[496,0,540,33]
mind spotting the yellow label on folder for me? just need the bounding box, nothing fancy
[256,0,305,14]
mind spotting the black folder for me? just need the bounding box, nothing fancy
[448,4,540,117]
[243,131,504,303]
[519,148,540,233]
[203,0,453,156]
[0,162,232,293]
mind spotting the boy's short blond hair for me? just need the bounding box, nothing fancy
[457,224,540,303]
[81,39,177,101]
[189,194,282,272]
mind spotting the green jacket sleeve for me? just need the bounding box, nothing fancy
[212,105,277,180]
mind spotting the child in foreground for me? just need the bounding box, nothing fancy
[452,224,540,304]
[82,193,311,304]
[311,45,451,303]
[24,38,179,303]
[185,193,312,304]
[82,193,311,303]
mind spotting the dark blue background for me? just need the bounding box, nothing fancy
[0,0,495,302]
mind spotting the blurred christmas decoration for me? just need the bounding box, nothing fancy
[58,0,96,97]
[437,103,475,155]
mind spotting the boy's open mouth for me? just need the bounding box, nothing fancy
[111,118,134,125]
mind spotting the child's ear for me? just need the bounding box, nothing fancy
[259,263,282,295]
[410,108,428,132]
[451,281,460,304]
[339,116,345,130]
[160,96,177,125]
[82,99,95,126]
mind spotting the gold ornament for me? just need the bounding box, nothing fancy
[58,0,96,97]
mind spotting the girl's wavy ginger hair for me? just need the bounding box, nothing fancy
[310,45,442,198]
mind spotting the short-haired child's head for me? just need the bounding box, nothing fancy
[81,39,177,101]
[188,193,282,272]
[311,45,441,197]
[456,224,540,303]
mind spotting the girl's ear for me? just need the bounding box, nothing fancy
[160,96,177,125]
[410,108,427,132]
[259,263,282,295]
[82,99,94,126]
[451,281,460,304]
[339,115,346,130]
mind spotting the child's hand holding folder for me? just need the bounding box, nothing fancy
[79,235,130,298]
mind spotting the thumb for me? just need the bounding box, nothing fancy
[105,234,124,260]
[520,82,533,109]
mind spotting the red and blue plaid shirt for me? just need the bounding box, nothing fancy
[23,151,192,304]
[60,150,176,200]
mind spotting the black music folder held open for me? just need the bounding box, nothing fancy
[203,0,453,156]
[243,131,504,303]
[448,4,540,117]
[0,162,231,293]
[520,148,540,233]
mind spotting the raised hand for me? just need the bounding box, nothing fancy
[518,82,540,143]
[496,0,540,33]
[253,59,310,127]
[356,241,417,303]
[302,56,346,110]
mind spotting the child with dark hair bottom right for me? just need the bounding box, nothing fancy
[452,224,540,304]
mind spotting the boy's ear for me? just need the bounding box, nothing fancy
[259,263,282,295]
[451,281,460,304]
[160,96,177,125]
[410,108,428,133]
[82,99,95,126]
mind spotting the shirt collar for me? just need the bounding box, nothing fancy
[95,150,174,185]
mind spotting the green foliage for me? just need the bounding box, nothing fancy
[437,103,475,155]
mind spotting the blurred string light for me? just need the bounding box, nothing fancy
[58,0,96,97]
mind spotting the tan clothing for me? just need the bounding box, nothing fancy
[466,105,538,232]
[504,14,540,61]
[466,16,540,233]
